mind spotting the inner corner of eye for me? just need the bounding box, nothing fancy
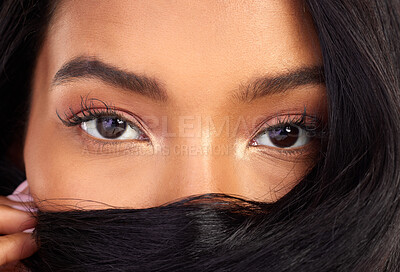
[249,137,259,146]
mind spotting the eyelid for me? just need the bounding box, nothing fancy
[85,107,151,139]
[248,112,324,158]
[250,142,321,163]
[250,113,320,141]
[80,107,135,126]
[57,106,152,142]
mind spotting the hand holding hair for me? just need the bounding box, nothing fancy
[0,182,37,271]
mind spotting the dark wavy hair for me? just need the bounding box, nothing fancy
[1,0,399,271]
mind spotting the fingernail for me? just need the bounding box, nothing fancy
[23,228,35,234]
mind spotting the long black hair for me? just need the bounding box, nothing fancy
[1,0,399,271]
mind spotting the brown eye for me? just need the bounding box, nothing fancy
[80,116,147,140]
[251,124,310,149]
[96,117,127,139]
[268,125,299,148]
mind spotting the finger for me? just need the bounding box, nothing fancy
[0,200,35,214]
[0,196,37,215]
[0,260,20,272]
[0,233,37,267]
[0,196,35,208]
[0,205,36,234]
[0,196,21,206]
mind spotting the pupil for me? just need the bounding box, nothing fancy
[268,125,299,148]
[96,117,127,139]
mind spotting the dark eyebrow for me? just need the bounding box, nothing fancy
[53,56,323,104]
[233,66,325,103]
[52,56,168,102]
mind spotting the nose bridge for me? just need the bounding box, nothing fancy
[159,114,238,199]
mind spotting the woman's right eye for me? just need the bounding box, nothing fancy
[251,124,311,149]
[81,116,149,141]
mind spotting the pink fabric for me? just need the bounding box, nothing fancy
[7,180,37,214]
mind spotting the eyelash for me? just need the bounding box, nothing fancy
[261,111,321,135]
[250,108,326,155]
[56,96,143,131]
[57,97,326,156]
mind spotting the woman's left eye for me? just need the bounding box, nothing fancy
[251,124,311,149]
[81,116,147,141]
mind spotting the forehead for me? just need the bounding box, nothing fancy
[45,0,321,101]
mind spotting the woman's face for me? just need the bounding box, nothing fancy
[24,0,326,209]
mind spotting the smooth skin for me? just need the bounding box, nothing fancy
[25,0,326,209]
[3,0,326,267]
